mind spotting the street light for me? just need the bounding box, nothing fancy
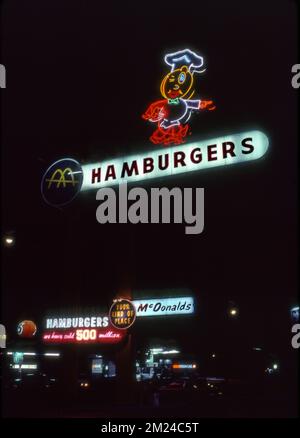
[3,235,15,247]
[229,307,239,317]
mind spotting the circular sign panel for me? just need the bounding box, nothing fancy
[17,320,37,338]
[109,299,136,330]
[41,158,83,207]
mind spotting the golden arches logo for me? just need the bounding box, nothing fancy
[46,167,79,189]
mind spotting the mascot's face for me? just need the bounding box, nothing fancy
[160,66,194,100]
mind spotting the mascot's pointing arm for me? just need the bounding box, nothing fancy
[186,99,216,111]
[199,100,216,111]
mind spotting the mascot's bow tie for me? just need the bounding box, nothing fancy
[168,98,180,105]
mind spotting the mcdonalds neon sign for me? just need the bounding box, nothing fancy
[40,56,269,207]
[133,297,194,317]
[81,130,269,190]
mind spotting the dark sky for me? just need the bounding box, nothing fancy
[1,0,298,353]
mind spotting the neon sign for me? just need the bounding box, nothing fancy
[12,364,37,370]
[42,328,125,344]
[45,316,108,329]
[109,299,136,329]
[41,158,83,207]
[81,131,269,190]
[41,131,269,206]
[133,297,194,317]
[17,320,37,338]
[172,363,197,369]
[142,49,216,145]
[43,313,125,344]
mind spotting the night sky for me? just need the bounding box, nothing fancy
[1,1,298,356]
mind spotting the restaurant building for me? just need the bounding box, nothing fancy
[3,289,200,393]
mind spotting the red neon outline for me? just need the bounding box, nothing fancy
[150,124,190,146]
[142,49,216,146]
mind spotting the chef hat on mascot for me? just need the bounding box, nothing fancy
[164,49,206,74]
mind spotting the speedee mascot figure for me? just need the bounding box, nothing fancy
[142,49,216,146]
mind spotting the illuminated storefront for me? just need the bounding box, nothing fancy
[6,290,198,385]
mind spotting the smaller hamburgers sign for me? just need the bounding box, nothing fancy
[42,313,125,344]
[109,299,136,329]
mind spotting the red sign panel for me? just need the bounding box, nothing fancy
[42,328,125,344]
